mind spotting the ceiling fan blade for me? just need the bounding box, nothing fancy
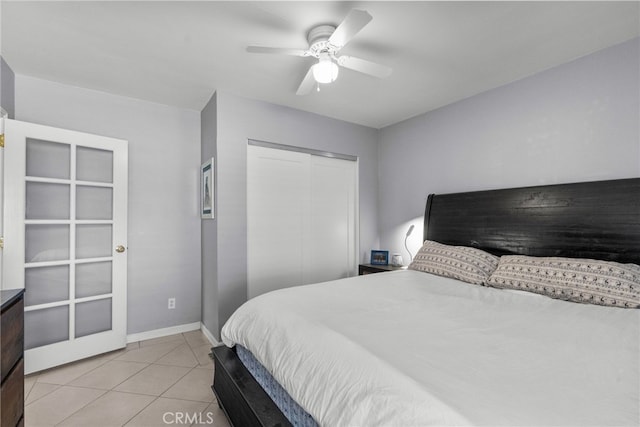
[328,9,372,49]
[337,56,392,79]
[296,66,316,96]
[246,46,308,57]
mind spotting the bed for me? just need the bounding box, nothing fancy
[211,177,640,426]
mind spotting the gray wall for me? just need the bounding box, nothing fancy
[205,91,379,338]
[378,37,640,257]
[0,57,15,118]
[15,75,202,334]
[200,92,218,336]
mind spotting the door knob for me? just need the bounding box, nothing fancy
[115,245,126,253]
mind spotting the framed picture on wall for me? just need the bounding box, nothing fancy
[371,250,389,265]
[201,158,214,219]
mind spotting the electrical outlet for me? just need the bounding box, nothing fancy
[168,298,176,309]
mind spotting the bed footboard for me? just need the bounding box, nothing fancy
[211,345,292,427]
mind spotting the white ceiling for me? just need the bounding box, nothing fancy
[1,1,638,129]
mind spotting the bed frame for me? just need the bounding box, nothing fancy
[424,177,640,264]
[212,345,291,427]
[212,177,640,426]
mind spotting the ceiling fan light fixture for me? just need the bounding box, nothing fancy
[312,54,339,84]
[247,9,391,95]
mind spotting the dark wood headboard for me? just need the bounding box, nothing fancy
[424,178,640,265]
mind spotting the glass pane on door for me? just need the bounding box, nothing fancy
[26,139,70,179]
[26,182,70,220]
[25,265,69,306]
[76,186,113,220]
[76,225,112,259]
[77,146,113,183]
[25,306,69,350]
[76,262,112,298]
[76,299,112,337]
[25,224,70,263]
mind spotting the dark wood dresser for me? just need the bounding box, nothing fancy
[1,289,25,427]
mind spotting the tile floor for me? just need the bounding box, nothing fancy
[23,330,231,427]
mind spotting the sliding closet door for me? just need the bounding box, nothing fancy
[247,144,357,299]
[247,146,311,298]
[308,156,357,284]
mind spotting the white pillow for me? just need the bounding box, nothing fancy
[408,240,499,286]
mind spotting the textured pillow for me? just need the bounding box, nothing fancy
[408,240,499,285]
[487,255,640,308]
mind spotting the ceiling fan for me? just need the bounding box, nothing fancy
[246,9,392,95]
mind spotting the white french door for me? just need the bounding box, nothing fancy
[2,119,128,374]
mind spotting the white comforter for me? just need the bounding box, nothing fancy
[221,270,640,426]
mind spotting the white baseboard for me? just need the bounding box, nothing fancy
[200,322,220,346]
[126,321,201,344]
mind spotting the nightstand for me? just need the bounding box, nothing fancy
[359,264,408,275]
